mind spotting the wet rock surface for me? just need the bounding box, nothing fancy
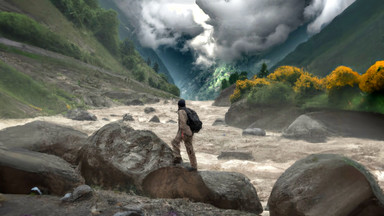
[268,154,384,216]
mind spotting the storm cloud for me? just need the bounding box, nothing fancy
[115,0,356,65]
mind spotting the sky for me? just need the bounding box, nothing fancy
[115,0,356,66]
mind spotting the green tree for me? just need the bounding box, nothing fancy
[229,72,239,85]
[153,62,159,73]
[258,63,269,78]
[221,78,230,90]
[146,57,151,66]
[239,71,248,80]
[120,38,135,56]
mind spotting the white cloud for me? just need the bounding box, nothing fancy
[115,0,357,66]
[306,0,356,34]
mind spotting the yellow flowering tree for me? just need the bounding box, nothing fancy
[293,72,324,97]
[267,66,303,86]
[359,61,384,93]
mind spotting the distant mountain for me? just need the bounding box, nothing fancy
[98,0,175,84]
[234,24,310,76]
[274,0,384,76]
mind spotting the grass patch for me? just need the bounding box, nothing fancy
[0,59,77,116]
[0,12,82,59]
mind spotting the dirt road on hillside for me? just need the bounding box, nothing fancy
[1,100,384,215]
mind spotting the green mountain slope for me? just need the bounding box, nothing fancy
[0,0,178,118]
[275,0,384,76]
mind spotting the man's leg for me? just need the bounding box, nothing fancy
[171,136,182,164]
[184,136,197,170]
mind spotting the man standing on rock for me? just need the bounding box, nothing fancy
[171,99,197,171]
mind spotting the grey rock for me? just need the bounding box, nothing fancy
[113,211,142,216]
[72,185,93,201]
[77,121,173,192]
[268,154,384,216]
[305,110,384,140]
[0,121,87,164]
[125,99,144,106]
[212,118,226,126]
[123,114,134,121]
[102,118,110,121]
[149,116,160,123]
[283,114,329,143]
[217,151,254,160]
[213,84,235,107]
[83,94,111,107]
[0,147,84,195]
[60,193,72,202]
[143,168,263,214]
[144,107,156,114]
[242,128,266,136]
[225,100,303,130]
[66,109,97,121]
[166,120,177,124]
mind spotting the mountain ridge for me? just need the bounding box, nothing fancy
[274,0,384,76]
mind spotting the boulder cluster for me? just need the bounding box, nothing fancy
[0,119,263,214]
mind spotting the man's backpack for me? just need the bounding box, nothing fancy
[183,108,202,133]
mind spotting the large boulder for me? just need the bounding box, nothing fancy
[282,114,330,142]
[66,109,97,121]
[0,121,87,164]
[283,110,384,141]
[306,110,384,140]
[212,84,236,107]
[77,121,173,192]
[143,167,263,214]
[225,100,303,130]
[0,147,84,195]
[268,154,384,216]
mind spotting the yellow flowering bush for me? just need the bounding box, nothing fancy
[293,72,324,97]
[267,66,303,86]
[359,61,384,93]
[230,78,270,103]
[325,66,360,90]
